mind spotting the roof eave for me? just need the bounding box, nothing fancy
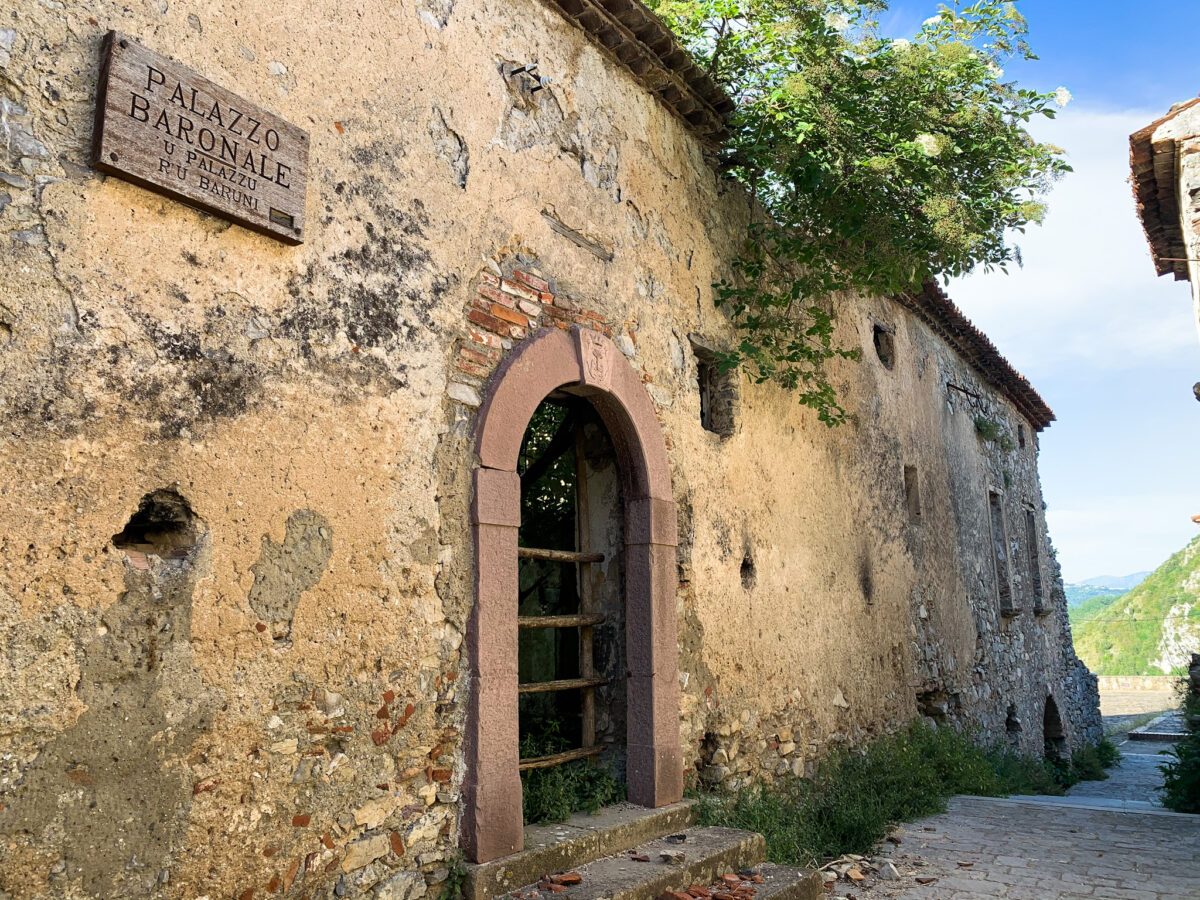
[1129,97,1200,282]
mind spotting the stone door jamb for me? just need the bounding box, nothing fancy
[461,326,682,863]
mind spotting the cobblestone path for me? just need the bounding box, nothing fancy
[845,737,1200,900]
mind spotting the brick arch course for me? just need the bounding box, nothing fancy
[462,326,682,863]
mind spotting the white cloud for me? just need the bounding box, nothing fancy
[949,107,1197,378]
[949,106,1200,583]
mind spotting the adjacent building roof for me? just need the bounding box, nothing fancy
[539,0,734,145]
[1129,96,1200,281]
[898,282,1056,431]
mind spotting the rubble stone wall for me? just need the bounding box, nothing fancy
[0,1,1099,897]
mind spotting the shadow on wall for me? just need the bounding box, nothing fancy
[1,490,222,896]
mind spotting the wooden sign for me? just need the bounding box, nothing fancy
[92,31,308,244]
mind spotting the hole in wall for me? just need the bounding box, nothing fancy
[1017,423,1027,449]
[112,489,199,560]
[859,555,874,604]
[903,465,921,521]
[872,323,895,370]
[740,554,756,590]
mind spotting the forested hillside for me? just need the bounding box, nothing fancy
[1071,536,1200,675]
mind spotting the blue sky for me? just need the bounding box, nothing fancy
[883,1,1200,581]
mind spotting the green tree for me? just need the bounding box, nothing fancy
[648,0,1069,423]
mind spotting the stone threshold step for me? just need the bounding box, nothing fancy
[502,826,822,900]
[465,802,698,900]
[1128,730,1186,741]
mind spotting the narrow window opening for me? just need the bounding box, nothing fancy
[903,465,921,521]
[516,395,626,820]
[872,323,895,370]
[988,490,1017,616]
[1017,423,1027,449]
[691,338,737,437]
[1025,508,1045,614]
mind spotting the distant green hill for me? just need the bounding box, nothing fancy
[1070,535,1200,675]
[1064,584,1126,608]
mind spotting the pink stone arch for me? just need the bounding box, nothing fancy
[462,326,682,863]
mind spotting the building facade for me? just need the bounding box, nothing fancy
[0,1,1100,897]
[1130,96,1200,402]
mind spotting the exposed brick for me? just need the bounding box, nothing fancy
[469,328,504,350]
[499,277,542,304]
[511,270,550,292]
[467,308,518,336]
[517,299,542,317]
[464,337,502,358]
[456,359,492,379]
[291,814,311,827]
[479,270,501,287]
[478,284,516,308]
[458,346,495,368]
[489,303,530,327]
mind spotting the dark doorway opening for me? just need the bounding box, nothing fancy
[516,394,627,820]
[1043,696,1067,761]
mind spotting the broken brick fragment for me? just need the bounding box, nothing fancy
[291,814,310,827]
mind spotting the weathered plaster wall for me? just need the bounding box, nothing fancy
[0,0,1098,897]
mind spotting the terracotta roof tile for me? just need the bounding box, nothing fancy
[539,0,734,145]
[1129,96,1200,281]
[896,281,1055,432]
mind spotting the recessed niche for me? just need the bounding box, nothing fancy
[872,323,895,370]
[690,337,738,438]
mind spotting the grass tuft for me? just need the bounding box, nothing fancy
[519,723,625,824]
[696,722,1117,866]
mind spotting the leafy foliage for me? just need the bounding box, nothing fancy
[973,415,1015,450]
[647,0,1068,423]
[1070,535,1200,675]
[1160,674,1200,813]
[697,722,1115,864]
[520,722,626,824]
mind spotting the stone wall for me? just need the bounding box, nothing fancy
[0,1,1099,897]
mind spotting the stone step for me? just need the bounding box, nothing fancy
[751,863,826,900]
[464,802,698,900]
[499,826,820,900]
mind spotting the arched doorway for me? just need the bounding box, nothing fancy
[1043,695,1067,761]
[462,327,682,863]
